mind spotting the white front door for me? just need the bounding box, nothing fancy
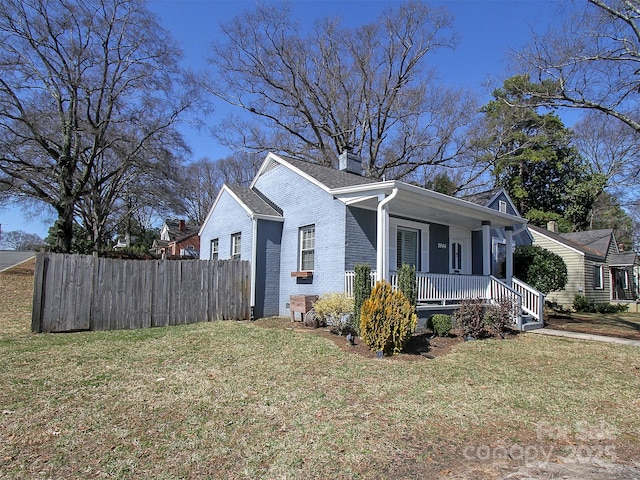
[449,228,471,275]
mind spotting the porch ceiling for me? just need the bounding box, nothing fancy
[332,182,526,230]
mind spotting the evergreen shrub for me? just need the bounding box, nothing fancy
[353,263,372,331]
[398,263,417,309]
[429,314,452,337]
[359,281,417,356]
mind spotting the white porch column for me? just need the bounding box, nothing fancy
[505,226,513,284]
[376,188,398,282]
[482,221,491,276]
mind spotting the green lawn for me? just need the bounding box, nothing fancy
[1,266,640,479]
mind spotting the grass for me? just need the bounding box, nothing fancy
[1,264,640,479]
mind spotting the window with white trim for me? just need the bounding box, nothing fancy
[397,228,418,269]
[231,233,241,260]
[498,200,507,213]
[210,238,219,260]
[299,225,315,271]
[594,264,604,289]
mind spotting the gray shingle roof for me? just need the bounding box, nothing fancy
[460,189,500,206]
[164,219,200,242]
[279,155,380,189]
[226,184,283,218]
[560,229,613,257]
[528,224,605,260]
[608,252,637,266]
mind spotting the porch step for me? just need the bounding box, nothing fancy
[521,319,543,331]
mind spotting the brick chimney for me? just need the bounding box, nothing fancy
[547,221,558,234]
[339,149,362,175]
[178,219,185,231]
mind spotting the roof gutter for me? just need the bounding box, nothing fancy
[376,187,399,282]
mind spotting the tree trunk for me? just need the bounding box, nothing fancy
[53,205,74,253]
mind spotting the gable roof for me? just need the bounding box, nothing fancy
[163,219,200,243]
[461,189,501,206]
[225,184,283,218]
[560,229,614,258]
[528,225,606,260]
[198,183,283,237]
[247,152,526,230]
[461,187,525,216]
[251,152,379,192]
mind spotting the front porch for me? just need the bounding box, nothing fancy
[345,271,544,330]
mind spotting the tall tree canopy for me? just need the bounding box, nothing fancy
[0,0,193,253]
[206,1,481,182]
[512,0,640,134]
[475,76,606,231]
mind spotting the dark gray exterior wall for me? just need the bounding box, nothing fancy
[345,206,377,270]
[429,223,449,274]
[472,230,483,275]
[254,220,283,318]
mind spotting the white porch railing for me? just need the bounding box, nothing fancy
[344,271,544,330]
[511,277,545,324]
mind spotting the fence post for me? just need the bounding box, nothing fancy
[31,253,48,333]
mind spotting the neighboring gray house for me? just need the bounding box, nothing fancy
[199,152,544,328]
[529,224,639,306]
[462,188,533,278]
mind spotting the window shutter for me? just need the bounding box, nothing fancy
[389,225,397,270]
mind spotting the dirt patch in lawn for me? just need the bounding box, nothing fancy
[545,312,640,341]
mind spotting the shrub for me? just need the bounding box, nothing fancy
[313,292,355,335]
[514,245,568,295]
[453,299,487,339]
[573,294,593,312]
[353,263,372,331]
[430,314,452,337]
[398,263,417,309]
[359,281,417,356]
[594,302,629,314]
[484,298,516,338]
[572,295,629,314]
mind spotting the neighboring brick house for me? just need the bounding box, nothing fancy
[199,151,543,327]
[154,219,200,257]
[529,223,639,306]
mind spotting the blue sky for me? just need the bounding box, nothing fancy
[0,0,568,240]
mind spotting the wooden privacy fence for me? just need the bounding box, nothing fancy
[31,253,251,333]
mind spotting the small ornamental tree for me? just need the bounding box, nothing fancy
[353,263,372,330]
[359,281,417,356]
[513,245,568,295]
[398,263,417,309]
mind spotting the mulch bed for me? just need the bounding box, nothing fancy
[254,317,521,361]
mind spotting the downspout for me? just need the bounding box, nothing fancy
[250,217,258,320]
[376,187,399,282]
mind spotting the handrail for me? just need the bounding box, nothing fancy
[511,277,545,324]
